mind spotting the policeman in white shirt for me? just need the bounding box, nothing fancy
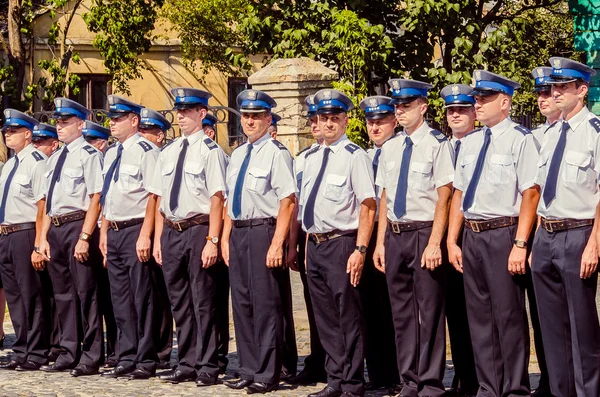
[98,96,159,380]
[439,83,478,396]
[139,108,169,149]
[82,121,110,154]
[202,113,217,141]
[373,79,453,397]
[447,70,540,397]
[0,110,49,371]
[221,89,296,394]
[149,87,228,386]
[300,89,376,397]
[533,57,600,397]
[358,95,399,391]
[531,66,562,146]
[32,122,60,157]
[38,98,105,377]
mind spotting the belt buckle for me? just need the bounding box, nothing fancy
[110,221,119,231]
[0,226,7,235]
[392,223,401,234]
[545,221,554,233]
[51,217,61,227]
[471,221,481,233]
[312,233,326,244]
[176,221,184,232]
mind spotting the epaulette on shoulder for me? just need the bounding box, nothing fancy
[106,144,116,152]
[589,118,600,133]
[82,145,97,155]
[161,140,174,152]
[271,139,288,150]
[470,128,482,134]
[430,129,448,142]
[345,143,360,154]
[304,146,319,158]
[297,145,311,157]
[31,151,44,162]
[515,125,531,135]
[204,137,218,150]
[138,141,153,152]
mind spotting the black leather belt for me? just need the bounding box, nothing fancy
[540,217,594,233]
[232,217,276,228]
[0,222,36,235]
[165,214,209,232]
[387,219,433,234]
[50,210,86,227]
[108,218,144,231]
[465,216,518,233]
[308,229,356,244]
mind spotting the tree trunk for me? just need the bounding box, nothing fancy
[6,0,26,108]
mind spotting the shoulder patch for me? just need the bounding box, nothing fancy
[204,137,218,150]
[31,151,44,162]
[271,139,288,150]
[345,143,360,154]
[82,145,97,155]
[515,125,531,135]
[161,140,174,152]
[589,118,600,133]
[429,129,448,142]
[297,145,312,156]
[304,146,320,159]
[138,141,153,152]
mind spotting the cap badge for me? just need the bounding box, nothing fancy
[536,67,544,77]
[391,80,400,89]
[3,110,9,117]
[553,58,561,69]
[451,85,460,95]
[108,96,115,105]
[34,124,39,130]
[369,98,378,107]
[247,90,257,100]
[474,70,482,81]
[323,90,331,100]
[141,109,148,117]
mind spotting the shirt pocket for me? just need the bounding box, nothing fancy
[562,150,592,186]
[62,167,83,191]
[119,164,141,190]
[536,152,550,186]
[486,154,514,184]
[184,161,205,192]
[246,167,270,194]
[323,174,346,202]
[408,161,433,190]
[13,173,32,196]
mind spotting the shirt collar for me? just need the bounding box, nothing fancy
[248,131,270,153]
[403,121,429,146]
[122,133,140,151]
[564,106,590,131]
[66,135,85,151]
[326,134,349,154]
[184,130,205,147]
[487,117,512,138]
[16,143,35,161]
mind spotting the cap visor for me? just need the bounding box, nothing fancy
[316,108,346,115]
[547,77,578,84]
[390,96,420,105]
[52,112,80,120]
[469,88,501,97]
[443,103,474,109]
[240,108,270,114]
[173,103,204,110]
[139,124,165,131]
[365,112,395,120]
[106,111,132,118]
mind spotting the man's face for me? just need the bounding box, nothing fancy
[551,81,586,112]
[33,138,59,157]
[366,114,396,146]
[86,138,107,153]
[446,106,476,134]
[268,125,277,139]
[139,127,165,147]
[474,93,505,125]
[203,125,215,140]
[3,126,30,150]
[318,112,348,144]
[55,116,83,144]
[536,88,560,118]
[177,107,206,135]
[241,111,271,141]
[394,99,426,128]
[109,113,137,141]
[308,116,323,140]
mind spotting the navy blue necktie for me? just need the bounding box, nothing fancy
[303,147,331,229]
[372,148,382,176]
[0,157,20,224]
[453,140,461,169]
[46,147,69,214]
[463,128,492,211]
[543,121,569,206]
[169,139,189,212]
[100,144,123,206]
[393,137,413,218]
[232,143,253,218]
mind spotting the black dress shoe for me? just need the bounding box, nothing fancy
[70,364,99,377]
[102,358,119,368]
[0,333,6,350]
[531,389,552,397]
[158,369,195,383]
[0,360,21,370]
[156,360,170,370]
[128,367,155,380]
[289,368,327,385]
[224,378,253,389]
[101,365,134,378]
[388,384,403,396]
[40,362,73,372]
[280,369,294,382]
[247,382,279,394]
[46,352,59,363]
[308,386,343,397]
[15,361,46,371]
[196,372,218,386]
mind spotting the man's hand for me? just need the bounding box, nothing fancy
[347,250,365,287]
[508,246,527,275]
[581,241,598,279]
[447,242,463,273]
[39,239,51,263]
[99,231,108,259]
[202,241,218,269]
[31,251,46,271]
[221,239,230,267]
[373,244,385,274]
[421,244,442,271]
[266,244,284,269]
[136,234,152,263]
[153,238,162,266]
[286,245,299,271]
[74,240,90,263]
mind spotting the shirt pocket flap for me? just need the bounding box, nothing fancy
[490,154,512,165]
[248,167,269,178]
[120,164,139,176]
[44,170,52,178]
[63,167,83,178]
[565,151,591,168]
[162,162,175,175]
[410,161,432,174]
[461,154,476,166]
[384,161,396,172]
[326,174,346,186]
[537,152,550,167]
[13,174,30,185]
[184,161,203,175]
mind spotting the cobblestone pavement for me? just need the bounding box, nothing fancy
[0,271,547,396]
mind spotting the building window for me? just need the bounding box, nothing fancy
[69,74,112,110]
[228,77,249,146]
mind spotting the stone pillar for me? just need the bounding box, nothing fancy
[248,57,338,155]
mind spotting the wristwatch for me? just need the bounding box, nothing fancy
[514,239,527,249]
[79,232,91,242]
[206,236,219,245]
[355,245,367,254]
[34,246,41,254]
